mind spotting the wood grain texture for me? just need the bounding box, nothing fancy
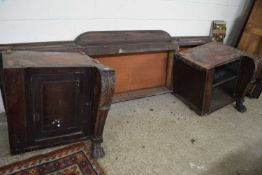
[3,51,96,68]
[0,30,177,102]
[237,0,262,98]
[173,56,207,115]
[172,36,211,47]
[177,42,243,70]
[3,69,28,154]
[227,0,255,47]
[0,51,115,159]
[91,64,115,159]
[0,30,178,57]
[174,42,257,115]
[76,30,172,45]
[238,0,262,56]
[166,51,175,89]
[96,52,168,93]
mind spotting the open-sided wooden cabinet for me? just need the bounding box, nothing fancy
[174,42,258,115]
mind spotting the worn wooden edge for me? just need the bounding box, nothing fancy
[226,0,256,47]
[113,87,171,103]
[0,42,178,57]
[0,30,179,55]
[11,137,91,155]
[175,42,255,70]
[202,69,214,114]
[0,35,213,56]
[3,68,28,153]
[172,36,212,47]
[174,53,208,71]
[75,30,173,45]
[0,41,75,52]
[81,42,178,57]
[166,51,174,89]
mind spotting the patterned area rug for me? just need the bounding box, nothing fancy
[0,142,105,175]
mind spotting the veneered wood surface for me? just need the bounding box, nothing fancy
[3,51,96,68]
[76,30,172,45]
[42,81,79,130]
[77,30,177,56]
[238,0,262,80]
[96,52,168,93]
[26,68,91,145]
[3,69,28,153]
[178,42,242,69]
[1,51,115,158]
[174,42,257,115]
[238,0,262,56]
[173,36,211,47]
[0,30,177,103]
[173,56,207,114]
[0,30,178,56]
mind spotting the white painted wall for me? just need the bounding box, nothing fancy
[0,0,245,44]
[0,0,246,113]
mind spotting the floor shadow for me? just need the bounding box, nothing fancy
[202,139,262,175]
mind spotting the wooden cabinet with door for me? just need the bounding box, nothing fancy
[0,51,115,158]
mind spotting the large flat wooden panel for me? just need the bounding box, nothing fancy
[238,0,262,56]
[28,70,88,144]
[41,81,79,131]
[238,0,262,98]
[96,52,168,93]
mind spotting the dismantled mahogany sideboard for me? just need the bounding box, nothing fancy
[174,42,258,115]
[76,30,178,102]
[0,51,115,158]
[0,30,178,103]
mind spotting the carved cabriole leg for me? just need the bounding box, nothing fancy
[234,56,258,113]
[92,109,109,159]
[92,65,115,159]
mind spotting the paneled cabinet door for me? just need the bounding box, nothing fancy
[26,68,93,145]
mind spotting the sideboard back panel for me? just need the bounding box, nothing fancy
[96,52,168,93]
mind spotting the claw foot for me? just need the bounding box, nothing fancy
[235,102,247,113]
[92,142,105,159]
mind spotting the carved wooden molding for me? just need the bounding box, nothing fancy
[91,64,115,158]
[0,30,179,56]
